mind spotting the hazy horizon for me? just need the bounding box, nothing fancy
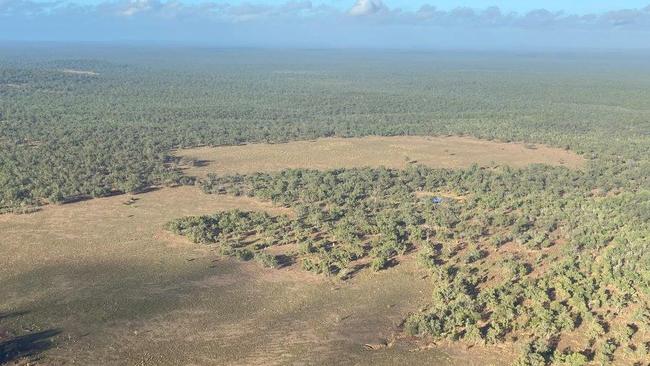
[2,1,650,50]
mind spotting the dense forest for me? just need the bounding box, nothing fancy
[1,46,649,364]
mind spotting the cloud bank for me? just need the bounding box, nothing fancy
[2,0,650,48]
[2,0,650,29]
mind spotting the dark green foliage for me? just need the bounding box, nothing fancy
[255,252,280,268]
[370,255,389,272]
[165,210,275,245]
[232,248,254,261]
[514,339,553,366]
[464,245,485,263]
[553,351,588,366]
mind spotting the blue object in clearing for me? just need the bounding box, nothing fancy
[432,197,444,204]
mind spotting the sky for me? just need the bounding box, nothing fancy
[2,0,650,49]
[182,0,650,14]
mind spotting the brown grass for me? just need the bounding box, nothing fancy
[176,136,585,177]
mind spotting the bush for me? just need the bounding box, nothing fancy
[301,257,335,275]
[233,248,254,261]
[371,255,389,271]
[417,250,436,270]
[490,233,511,247]
[553,351,588,366]
[255,252,280,268]
[514,339,552,366]
[465,246,486,264]
[404,314,426,336]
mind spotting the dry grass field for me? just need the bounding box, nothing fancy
[176,136,585,177]
[0,186,512,365]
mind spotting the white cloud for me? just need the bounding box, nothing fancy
[348,0,384,17]
[2,0,650,32]
[119,0,155,17]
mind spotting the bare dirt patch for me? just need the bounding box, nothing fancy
[60,69,99,76]
[176,136,585,177]
[415,191,468,201]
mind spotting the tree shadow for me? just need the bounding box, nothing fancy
[193,160,212,167]
[0,329,60,364]
[61,194,93,204]
[275,254,295,269]
[0,311,29,321]
[133,186,161,195]
[385,257,399,269]
[340,262,369,280]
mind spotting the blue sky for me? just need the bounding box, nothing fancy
[193,0,650,14]
[57,0,650,13]
[2,0,650,49]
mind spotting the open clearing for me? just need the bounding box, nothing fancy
[0,186,511,365]
[176,136,585,177]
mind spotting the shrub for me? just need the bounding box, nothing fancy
[465,246,486,264]
[404,314,426,336]
[371,255,389,271]
[233,248,254,261]
[514,339,552,366]
[490,233,512,247]
[255,252,280,268]
[595,339,617,364]
[301,257,334,275]
[553,351,588,366]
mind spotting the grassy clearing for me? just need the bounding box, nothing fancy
[0,186,511,365]
[176,136,585,177]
